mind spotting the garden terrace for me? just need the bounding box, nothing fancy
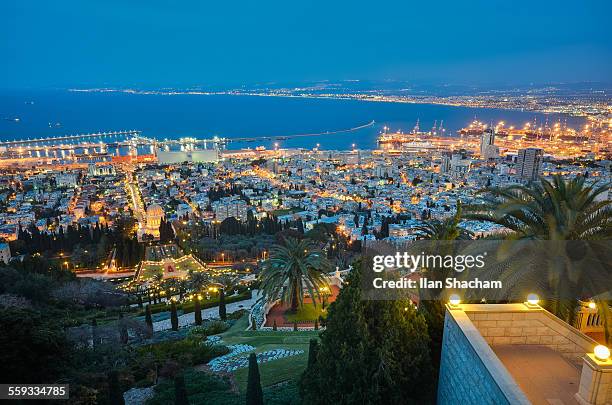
[264,285,340,328]
[137,254,206,281]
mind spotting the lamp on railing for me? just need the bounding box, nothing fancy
[525,293,540,309]
[594,345,610,362]
[448,294,461,309]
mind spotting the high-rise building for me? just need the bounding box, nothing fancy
[213,198,249,222]
[480,128,499,160]
[441,150,471,178]
[516,148,543,180]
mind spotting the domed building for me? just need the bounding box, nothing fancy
[143,203,164,240]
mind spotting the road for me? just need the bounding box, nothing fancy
[153,290,261,332]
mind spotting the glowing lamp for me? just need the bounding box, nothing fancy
[526,294,540,307]
[594,345,610,361]
[449,294,461,307]
[588,301,597,310]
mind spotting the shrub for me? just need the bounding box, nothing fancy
[139,339,229,367]
[227,309,248,320]
[170,301,179,331]
[187,321,229,340]
[246,353,263,405]
[194,297,202,326]
[147,370,239,405]
[145,305,153,331]
[174,373,189,405]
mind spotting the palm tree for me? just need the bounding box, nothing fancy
[464,175,611,240]
[217,274,239,294]
[259,238,331,312]
[464,175,611,341]
[188,271,208,293]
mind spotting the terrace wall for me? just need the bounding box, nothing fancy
[437,309,530,405]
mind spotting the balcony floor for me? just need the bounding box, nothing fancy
[492,344,581,405]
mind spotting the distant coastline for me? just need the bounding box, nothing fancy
[0,89,591,149]
[68,87,609,118]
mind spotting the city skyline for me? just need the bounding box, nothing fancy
[0,2,610,404]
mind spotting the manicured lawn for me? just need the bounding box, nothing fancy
[148,369,301,405]
[138,256,205,280]
[139,262,163,279]
[218,316,319,393]
[175,256,206,272]
[284,302,327,322]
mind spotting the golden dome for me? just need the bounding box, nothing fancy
[146,204,164,217]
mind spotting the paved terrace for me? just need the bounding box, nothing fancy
[440,303,611,405]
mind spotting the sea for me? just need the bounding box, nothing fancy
[0,89,586,151]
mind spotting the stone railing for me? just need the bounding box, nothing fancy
[464,303,599,367]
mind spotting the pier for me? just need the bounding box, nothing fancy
[0,120,376,157]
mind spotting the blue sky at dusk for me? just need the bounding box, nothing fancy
[1,0,610,88]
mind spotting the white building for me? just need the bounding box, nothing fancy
[213,198,249,222]
[156,149,219,164]
[480,129,499,160]
[56,173,78,188]
[88,164,116,177]
[442,151,472,178]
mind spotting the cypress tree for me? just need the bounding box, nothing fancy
[300,263,435,404]
[107,370,125,405]
[174,373,189,405]
[91,318,98,349]
[145,305,153,332]
[246,353,263,405]
[272,319,277,331]
[218,288,226,321]
[170,301,179,331]
[293,321,298,331]
[314,318,319,330]
[194,297,202,326]
[307,339,319,368]
[118,313,128,344]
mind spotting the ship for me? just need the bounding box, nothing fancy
[377,121,437,151]
[458,119,488,136]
